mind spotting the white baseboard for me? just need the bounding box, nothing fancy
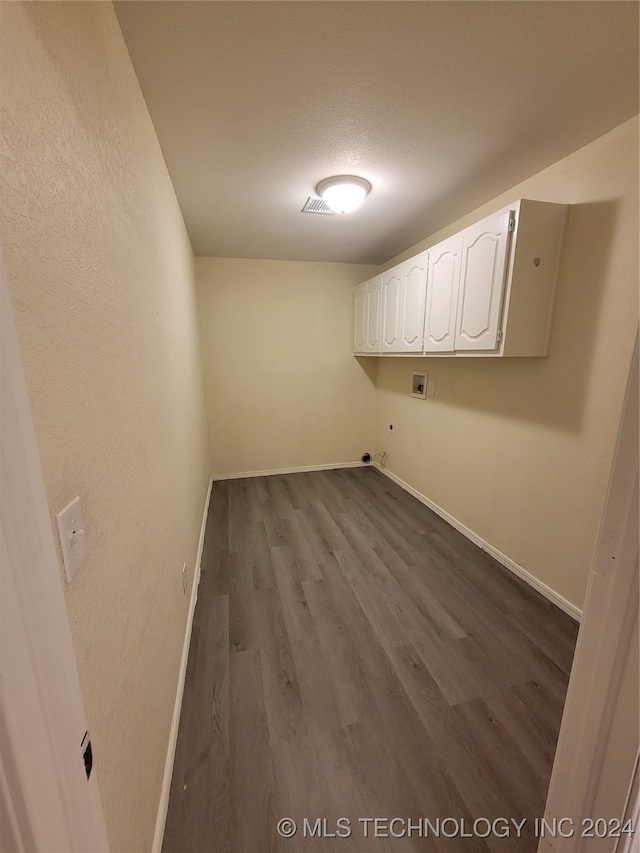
[373,463,582,622]
[213,460,367,481]
[152,475,214,853]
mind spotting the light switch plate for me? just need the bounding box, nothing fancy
[56,496,88,582]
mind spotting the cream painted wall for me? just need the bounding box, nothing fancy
[196,257,379,476]
[0,4,211,851]
[374,118,638,613]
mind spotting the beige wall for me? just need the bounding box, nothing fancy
[0,4,211,851]
[196,257,379,476]
[374,117,638,613]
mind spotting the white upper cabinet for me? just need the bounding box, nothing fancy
[353,275,383,354]
[353,281,367,353]
[377,252,428,354]
[399,251,428,352]
[424,236,462,353]
[365,275,382,353]
[380,266,401,352]
[455,208,512,351]
[352,199,567,358]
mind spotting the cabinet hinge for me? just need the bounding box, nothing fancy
[508,213,516,233]
[497,329,503,343]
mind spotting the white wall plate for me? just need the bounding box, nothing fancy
[56,496,88,582]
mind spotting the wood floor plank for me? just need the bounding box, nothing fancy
[163,467,578,852]
[266,474,298,521]
[243,476,268,524]
[240,520,277,590]
[201,479,229,562]
[481,685,562,789]
[416,704,539,853]
[281,472,313,511]
[512,678,568,744]
[229,649,278,853]
[268,735,327,853]
[331,546,419,649]
[280,512,324,581]
[309,470,351,516]
[303,503,420,648]
[335,477,427,565]
[374,541,468,641]
[162,594,230,852]
[302,576,374,728]
[271,544,316,643]
[253,585,308,746]
[199,547,233,598]
[289,633,344,734]
[303,724,397,853]
[261,493,290,550]
[293,505,337,566]
[363,671,494,853]
[314,549,407,687]
[228,554,255,654]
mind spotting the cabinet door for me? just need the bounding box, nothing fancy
[380,266,401,352]
[353,282,367,353]
[365,275,382,353]
[455,209,512,351]
[424,235,462,353]
[399,252,428,352]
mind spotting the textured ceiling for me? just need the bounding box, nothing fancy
[114,1,638,265]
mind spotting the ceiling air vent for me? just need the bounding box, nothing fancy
[301,196,336,215]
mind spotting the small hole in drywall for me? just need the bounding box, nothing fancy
[410,371,427,399]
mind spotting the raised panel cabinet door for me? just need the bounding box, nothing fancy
[424,235,463,353]
[353,282,367,353]
[399,251,428,352]
[455,209,513,351]
[365,275,382,353]
[381,266,402,352]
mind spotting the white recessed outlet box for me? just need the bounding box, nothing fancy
[411,371,427,399]
[56,496,88,583]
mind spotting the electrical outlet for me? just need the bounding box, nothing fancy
[182,563,187,595]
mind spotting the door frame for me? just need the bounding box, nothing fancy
[539,333,639,852]
[1,258,109,851]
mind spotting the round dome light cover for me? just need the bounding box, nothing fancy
[316,175,371,214]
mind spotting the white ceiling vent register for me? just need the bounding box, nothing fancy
[301,196,336,215]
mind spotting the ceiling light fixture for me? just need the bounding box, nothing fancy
[316,175,371,214]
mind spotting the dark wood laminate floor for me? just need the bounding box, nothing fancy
[162,468,578,853]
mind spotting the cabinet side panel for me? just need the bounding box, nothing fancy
[353,284,367,353]
[366,276,382,352]
[502,201,568,356]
